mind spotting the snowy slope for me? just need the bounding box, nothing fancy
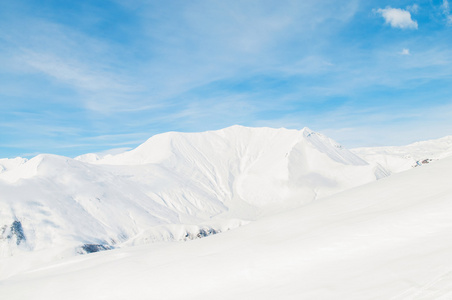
[2,154,452,300]
[0,157,28,174]
[94,126,388,209]
[74,147,131,163]
[352,135,452,173]
[0,126,387,276]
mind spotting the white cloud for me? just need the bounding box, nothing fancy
[376,7,418,29]
[400,48,410,55]
[443,0,450,12]
[21,51,126,92]
[442,0,452,25]
[407,4,419,14]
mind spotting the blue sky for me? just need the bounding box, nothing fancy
[1,0,452,158]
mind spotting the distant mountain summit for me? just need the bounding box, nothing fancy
[352,135,452,173]
[84,125,388,209]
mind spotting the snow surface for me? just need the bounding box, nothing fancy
[0,157,28,174]
[0,126,387,278]
[2,126,452,299]
[2,154,452,299]
[352,135,452,173]
[74,147,131,163]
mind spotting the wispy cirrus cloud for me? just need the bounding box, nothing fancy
[321,102,452,148]
[1,15,144,114]
[20,51,130,93]
[441,0,452,24]
[406,4,420,14]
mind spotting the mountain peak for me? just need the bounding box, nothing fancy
[0,125,388,265]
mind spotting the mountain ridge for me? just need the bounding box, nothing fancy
[352,135,452,173]
[0,126,387,274]
[4,125,452,280]
[3,154,452,299]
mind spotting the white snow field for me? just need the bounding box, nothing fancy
[0,126,388,277]
[1,126,452,299]
[352,135,452,173]
[1,152,452,299]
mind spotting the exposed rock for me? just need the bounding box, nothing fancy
[184,227,220,241]
[79,244,113,254]
[0,221,26,245]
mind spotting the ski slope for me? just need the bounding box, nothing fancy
[2,154,452,299]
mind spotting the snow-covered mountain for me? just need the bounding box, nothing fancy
[0,126,387,276]
[3,148,452,300]
[352,135,452,173]
[0,157,28,174]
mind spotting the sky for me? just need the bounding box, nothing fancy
[1,0,452,158]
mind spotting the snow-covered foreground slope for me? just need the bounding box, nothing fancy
[0,126,387,274]
[352,135,452,173]
[2,155,452,299]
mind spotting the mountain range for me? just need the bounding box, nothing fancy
[1,126,452,298]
